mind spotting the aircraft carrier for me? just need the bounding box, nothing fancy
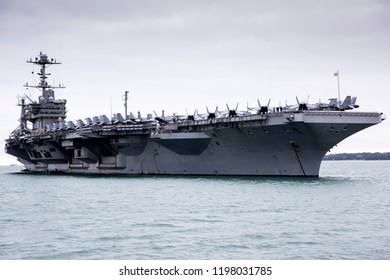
[4,52,384,176]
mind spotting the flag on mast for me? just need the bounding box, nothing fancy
[334,71,339,76]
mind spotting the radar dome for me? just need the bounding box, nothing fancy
[40,53,48,61]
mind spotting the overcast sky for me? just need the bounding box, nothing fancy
[1,0,389,164]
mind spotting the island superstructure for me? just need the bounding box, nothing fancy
[4,52,384,176]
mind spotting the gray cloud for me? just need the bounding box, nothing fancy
[0,0,389,164]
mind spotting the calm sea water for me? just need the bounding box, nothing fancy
[0,161,389,260]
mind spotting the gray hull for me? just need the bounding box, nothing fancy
[6,111,383,177]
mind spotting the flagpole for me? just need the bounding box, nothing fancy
[334,70,341,103]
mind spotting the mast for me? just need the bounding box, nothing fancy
[25,52,65,97]
[123,90,129,119]
[18,98,27,135]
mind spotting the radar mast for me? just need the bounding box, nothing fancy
[19,52,67,134]
[25,52,65,100]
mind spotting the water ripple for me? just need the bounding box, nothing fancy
[1,162,390,259]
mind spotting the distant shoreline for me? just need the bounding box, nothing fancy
[323,152,390,161]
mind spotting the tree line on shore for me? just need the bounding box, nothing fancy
[323,152,390,160]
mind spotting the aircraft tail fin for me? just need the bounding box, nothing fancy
[340,96,352,109]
